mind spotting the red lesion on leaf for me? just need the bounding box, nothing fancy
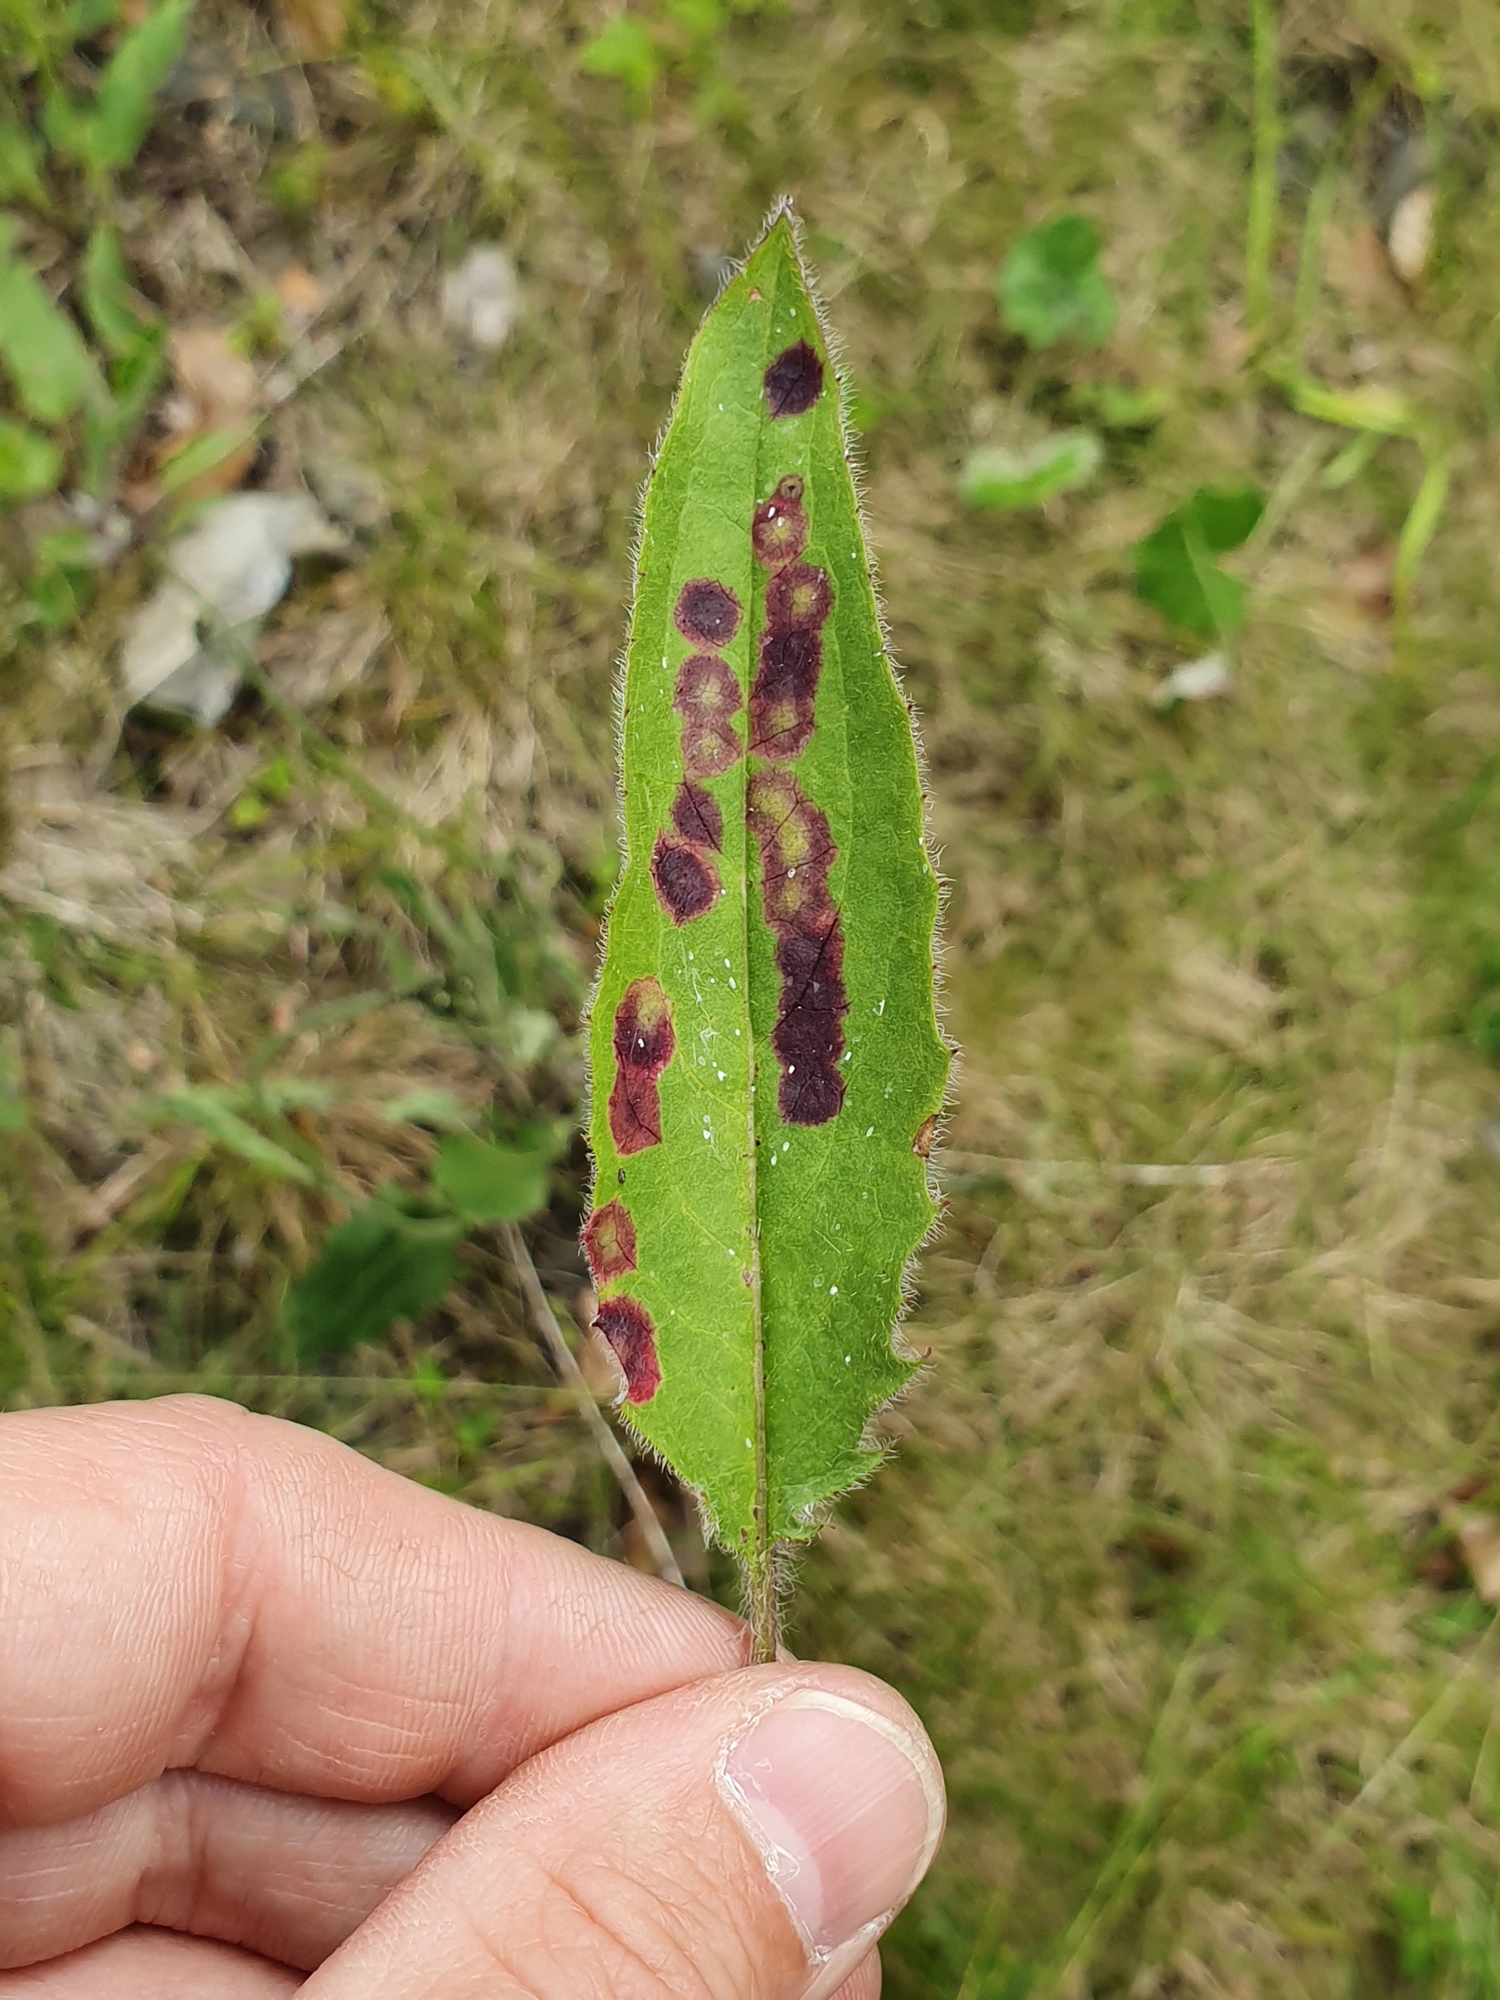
[651,832,720,925]
[592,1295,661,1404]
[674,654,743,778]
[749,628,822,762]
[609,976,675,1155]
[752,476,809,569]
[746,769,847,1127]
[671,779,724,851]
[764,341,824,418]
[674,579,743,647]
[583,1199,638,1284]
[766,562,833,633]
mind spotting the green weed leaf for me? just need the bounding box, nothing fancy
[80,226,155,357]
[430,1133,552,1224]
[0,122,45,205]
[0,217,100,424]
[1134,486,1264,640]
[962,430,1102,510]
[584,210,948,1644]
[84,0,193,171]
[155,1087,322,1186]
[998,214,1117,351]
[283,1202,462,1362]
[580,15,661,105]
[0,416,62,499]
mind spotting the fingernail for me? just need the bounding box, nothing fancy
[717,1688,944,1996]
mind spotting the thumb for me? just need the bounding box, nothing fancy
[302,1663,944,2000]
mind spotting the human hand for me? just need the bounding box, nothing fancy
[0,1395,943,1998]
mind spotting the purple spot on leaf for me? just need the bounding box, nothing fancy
[764,341,825,419]
[651,833,720,924]
[674,579,743,647]
[593,1295,661,1404]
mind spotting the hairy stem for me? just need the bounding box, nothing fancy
[748,1544,781,1664]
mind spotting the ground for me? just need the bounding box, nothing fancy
[5,0,1500,1994]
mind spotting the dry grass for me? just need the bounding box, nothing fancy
[8,0,1500,1992]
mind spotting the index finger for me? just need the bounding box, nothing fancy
[0,1395,748,1829]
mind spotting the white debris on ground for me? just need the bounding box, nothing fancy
[1152,651,1233,707]
[441,244,520,350]
[119,491,348,724]
[1386,183,1437,284]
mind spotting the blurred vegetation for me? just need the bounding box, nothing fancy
[9,0,1500,1993]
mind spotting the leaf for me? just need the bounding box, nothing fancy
[961,430,1102,510]
[430,1133,552,1224]
[0,122,45,206]
[580,15,662,105]
[154,1086,322,1185]
[282,1203,462,1363]
[0,217,101,425]
[1133,486,1264,640]
[82,0,194,172]
[80,225,155,358]
[998,214,1117,351]
[0,417,62,500]
[583,209,948,1648]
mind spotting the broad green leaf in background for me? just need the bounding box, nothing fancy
[80,225,156,357]
[1134,485,1265,641]
[283,1203,462,1364]
[962,429,1102,511]
[153,1086,324,1185]
[0,123,45,206]
[580,15,662,106]
[0,416,62,500]
[0,216,100,425]
[76,0,194,173]
[584,208,949,1656]
[430,1132,553,1224]
[998,213,1117,351]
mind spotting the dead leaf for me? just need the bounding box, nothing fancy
[1442,1498,1500,1603]
[1387,184,1437,284]
[257,610,389,708]
[442,245,520,350]
[120,491,348,724]
[275,0,350,58]
[1337,544,1396,618]
[149,323,262,501]
[1324,222,1406,316]
[275,262,324,327]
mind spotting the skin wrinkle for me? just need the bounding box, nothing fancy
[0,1405,934,1996]
[0,1772,457,1973]
[0,1398,752,1829]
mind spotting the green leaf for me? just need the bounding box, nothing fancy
[82,0,193,172]
[81,225,155,357]
[961,430,1102,510]
[1133,485,1264,640]
[430,1133,551,1224]
[580,14,661,104]
[154,1087,322,1185]
[584,209,948,1648]
[0,1053,27,1134]
[0,122,45,205]
[1074,381,1169,430]
[156,422,258,494]
[998,214,1117,351]
[282,1203,462,1363]
[0,216,100,425]
[0,416,62,500]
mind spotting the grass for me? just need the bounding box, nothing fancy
[9,0,1500,1991]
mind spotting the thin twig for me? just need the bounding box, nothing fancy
[501,1222,685,1588]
